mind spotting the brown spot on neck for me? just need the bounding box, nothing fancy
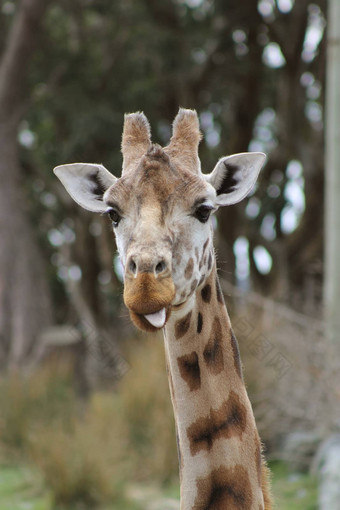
[201,284,212,303]
[175,311,192,339]
[187,390,247,456]
[203,317,224,374]
[177,351,201,391]
[197,312,203,333]
[193,464,253,510]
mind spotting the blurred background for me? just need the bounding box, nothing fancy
[0,0,339,508]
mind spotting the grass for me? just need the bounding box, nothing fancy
[0,338,178,508]
[270,461,318,510]
[0,464,53,510]
[0,465,146,510]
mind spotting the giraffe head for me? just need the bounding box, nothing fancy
[54,109,265,332]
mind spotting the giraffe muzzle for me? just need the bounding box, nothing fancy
[124,272,176,332]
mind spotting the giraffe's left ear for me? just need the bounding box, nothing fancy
[205,152,266,206]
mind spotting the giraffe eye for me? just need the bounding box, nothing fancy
[106,208,121,227]
[194,205,213,223]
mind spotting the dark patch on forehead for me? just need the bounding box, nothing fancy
[193,465,253,510]
[145,144,170,163]
[130,145,180,207]
[197,312,203,334]
[160,195,174,224]
[138,148,205,194]
[175,311,192,339]
[216,276,224,304]
[201,284,212,303]
[184,258,194,279]
[177,351,201,391]
[187,390,248,456]
[203,317,224,374]
[230,329,243,379]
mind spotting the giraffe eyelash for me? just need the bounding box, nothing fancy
[105,207,122,227]
[194,204,215,223]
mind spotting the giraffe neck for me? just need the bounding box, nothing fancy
[163,265,265,510]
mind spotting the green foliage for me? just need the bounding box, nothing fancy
[270,461,318,510]
[0,465,53,510]
[0,339,178,507]
[0,363,125,505]
[118,336,178,484]
[0,364,76,454]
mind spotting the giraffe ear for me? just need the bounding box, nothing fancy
[54,163,117,213]
[205,152,266,206]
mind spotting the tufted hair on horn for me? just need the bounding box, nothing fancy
[165,108,202,174]
[121,112,151,174]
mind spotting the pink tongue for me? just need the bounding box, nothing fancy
[144,308,166,328]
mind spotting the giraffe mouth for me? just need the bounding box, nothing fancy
[144,308,167,328]
[128,306,172,332]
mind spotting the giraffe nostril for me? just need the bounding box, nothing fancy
[129,258,137,275]
[155,260,166,275]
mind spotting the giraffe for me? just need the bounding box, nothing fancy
[54,108,272,509]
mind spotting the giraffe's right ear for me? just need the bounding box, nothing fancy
[53,163,117,213]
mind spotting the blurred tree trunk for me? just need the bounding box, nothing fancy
[0,0,52,370]
[324,0,340,343]
[217,5,264,283]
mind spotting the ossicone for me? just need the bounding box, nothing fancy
[165,108,202,174]
[121,112,151,174]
